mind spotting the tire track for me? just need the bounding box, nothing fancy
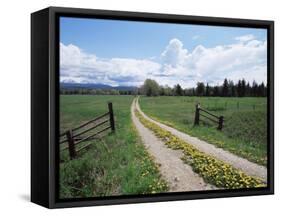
[131,99,216,192]
[136,97,267,182]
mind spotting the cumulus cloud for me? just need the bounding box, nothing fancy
[161,38,189,67]
[158,37,266,87]
[60,35,267,88]
[60,43,161,86]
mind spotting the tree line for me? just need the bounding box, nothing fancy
[60,78,267,97]
[140,78,267,97]
[60,88,136,95]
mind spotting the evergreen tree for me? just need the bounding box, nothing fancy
[229,80,235,97]
[252,80,258,97]
[237,80,242,97]
[206,83,210,96]
[241,79,246,97]
[213,86,219,96]
[196,82,205,96]
[246,82,251,96]
[259,82,265,97]
[174,84,183,96]
[222,79,229,97]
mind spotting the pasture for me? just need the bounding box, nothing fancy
[59,94,267,198]
[59,95,167,199]
[139,96,267,166]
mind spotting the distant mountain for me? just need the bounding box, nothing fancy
[60,82,137,91]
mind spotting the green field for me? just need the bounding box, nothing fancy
[59,95,167,199]
[59,94,267,198]
[139,96,267,166]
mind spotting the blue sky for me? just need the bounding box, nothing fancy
[60,17,267,88]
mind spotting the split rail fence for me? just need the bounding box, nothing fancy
[60,102,115,160]
[194,103,224,130]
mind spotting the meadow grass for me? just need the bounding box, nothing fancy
[59,95,168,199]
[139,96,267,166]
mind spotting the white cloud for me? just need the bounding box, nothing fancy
[161,38,189,67]
[235,34,255,42]
[60,43,161,86]
[160,37,266,87]
[60,35,267,88]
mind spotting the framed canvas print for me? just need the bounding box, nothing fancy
[31,6,274,208]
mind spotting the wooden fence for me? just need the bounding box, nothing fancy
[60,102,115,160]
[194,103,224,130]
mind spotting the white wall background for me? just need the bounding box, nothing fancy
[0,0,279,215]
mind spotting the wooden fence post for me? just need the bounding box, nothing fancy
[194,103,200,125]
[108,102,115,132]
[66,130,76,159]
[218,116,224,130]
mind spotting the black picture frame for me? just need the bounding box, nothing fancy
[31,6,274,208]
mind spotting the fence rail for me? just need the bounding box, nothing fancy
[194,103,224,130]
[59,102,115,160]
